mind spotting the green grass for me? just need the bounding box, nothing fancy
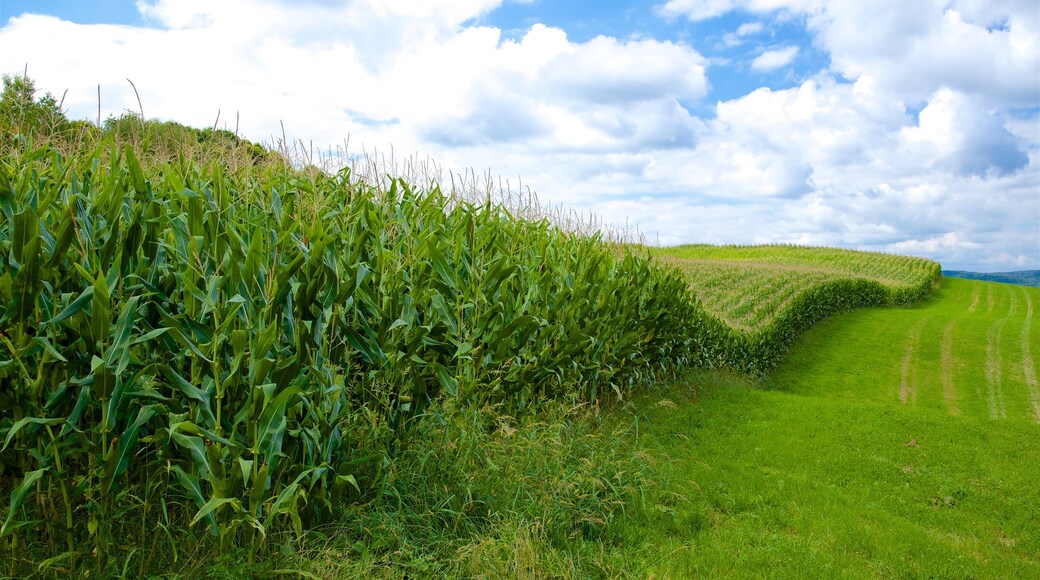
[616,277,1040,577]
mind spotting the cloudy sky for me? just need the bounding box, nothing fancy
[1,0,1037,271]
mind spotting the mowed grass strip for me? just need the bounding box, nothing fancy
[774,277,1040,424]
[614,277,1039,577]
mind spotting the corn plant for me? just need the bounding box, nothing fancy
[0,132,705,574]
[653,244,941,374]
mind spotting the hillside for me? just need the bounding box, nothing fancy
[943,270,1040,288]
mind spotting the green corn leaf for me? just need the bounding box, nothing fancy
[190,497,239,527]
[254,386,301,460]
[157,308,213,362]
[104,295,140,372]
[104,403,161,493]
[431,363,459,398]
[262,468,313,532]
[1,468,48,537]
[170,431,210,479]
[249,463,270,517]
[161,365,216,427]
[129,326,170,346]
[92,269,111,340]
[124,144,147,193]
[59,382,91,437]
[32,336,67,362]
[44,286,94,326]
[425,238,455,288]
[336,473,360,495]
[237,457,253,488]
[2,417,64,450]
[170,466,218,536]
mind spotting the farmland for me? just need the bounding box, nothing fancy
[652,244,940,374]
[653,244,940,331]
[1,75,1035,578]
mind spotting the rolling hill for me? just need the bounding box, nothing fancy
[943,270,1040,288]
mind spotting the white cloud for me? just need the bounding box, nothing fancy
[899,87,1029,176]
[0,0,1037,271]
[750,46,799,71]
[660,0,1039,106]
[723,21,764,46]
[657,0,816,21]
[657,0,740,21]
[735,22,764,36]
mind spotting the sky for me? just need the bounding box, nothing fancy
[0,0,1037,271]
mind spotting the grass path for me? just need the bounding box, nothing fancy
[615,277,1039,577]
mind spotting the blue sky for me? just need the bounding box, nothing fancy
[0,0,1037,270]
[1,0,828,105]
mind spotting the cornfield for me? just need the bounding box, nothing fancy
[0,136,703,573]
[654,244,942,374]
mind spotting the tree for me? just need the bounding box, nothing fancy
[0,73,69,137]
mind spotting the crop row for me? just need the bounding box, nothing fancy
[655,245,941,374]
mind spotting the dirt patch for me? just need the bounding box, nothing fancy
[967,284,980,314]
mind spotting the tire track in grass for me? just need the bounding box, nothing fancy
[985,286,1016,419]
[900,316,929,406]
[967,284,980,314]
[1020,288,1039,423]
[940,320,961,416]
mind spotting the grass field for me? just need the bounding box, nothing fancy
[618,277,1040,577]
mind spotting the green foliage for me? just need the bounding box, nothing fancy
[101,114,285,170]
[0,74,947,577]
[0,135,700,573]
[0,73,69,139]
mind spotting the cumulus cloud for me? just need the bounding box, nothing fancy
[660,0,1039,105]
[750,46,799,71]
[0,0,1037,270]
[899,87,1029,177]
